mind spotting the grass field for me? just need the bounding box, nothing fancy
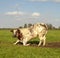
[0,30,60,58]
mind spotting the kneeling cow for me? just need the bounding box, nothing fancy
[11,23,48,46]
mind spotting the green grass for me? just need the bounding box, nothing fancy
[47,30,60,42]
[0,30,60,58]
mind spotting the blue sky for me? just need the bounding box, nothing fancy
[0,0,60,28]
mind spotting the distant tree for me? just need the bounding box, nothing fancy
[18,23,57,30]
[28,23,32,27]
[19,26,23,28]
[47,24,56,30]
[24,24,27,28]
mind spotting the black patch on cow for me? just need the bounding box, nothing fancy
[16,29,23,40]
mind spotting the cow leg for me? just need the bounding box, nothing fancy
[23,38,30,46]
[38,40,42,46]
[23,41,30,46]
[14,39,20,45]
[38,35,46,46]
[42,36,46,46]
[38,35,43,46]
[38,36,44,46]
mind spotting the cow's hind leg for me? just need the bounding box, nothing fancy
[42,36,46,46]
[38,39,42,46]
[38,36,46,46]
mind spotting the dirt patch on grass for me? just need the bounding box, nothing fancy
[18,41,60,48]
[45,42,60,48]
[30,42,60,48]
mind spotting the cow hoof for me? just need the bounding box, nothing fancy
[38,45,41,47]
[38,44,41,47]
[42,45,45,47]
[13,43,17,45]
[24,44,30,46]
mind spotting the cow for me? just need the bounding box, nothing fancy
[11,23,48,46]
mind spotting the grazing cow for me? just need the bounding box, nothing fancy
[11,23,48,46]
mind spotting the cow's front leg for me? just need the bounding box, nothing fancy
[14,39,20,45]
[23,38,30,46]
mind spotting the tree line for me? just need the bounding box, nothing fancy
[19,23,60,30]
[0,23,60,30]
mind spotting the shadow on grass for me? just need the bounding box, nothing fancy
[17,40,39,45]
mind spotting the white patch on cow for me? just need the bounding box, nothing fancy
[13,30,17,35]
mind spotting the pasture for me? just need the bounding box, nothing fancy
[0,29,60,58]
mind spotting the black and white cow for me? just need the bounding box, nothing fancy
[11,23,48,46]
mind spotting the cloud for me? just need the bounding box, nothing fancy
[29,0,48,2]
[5,11,24,16]
[28,0,60,3]
[32,12,40,17]
[30,0,48,2]
[53,0,60,2]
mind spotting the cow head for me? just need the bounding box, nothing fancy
[10,29,17,37]
[11,29,23,40]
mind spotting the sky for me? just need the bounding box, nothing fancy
[0,0,60,28]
